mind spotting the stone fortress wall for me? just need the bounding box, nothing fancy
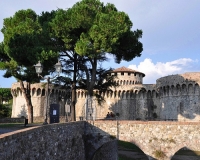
[155,73,200,121]
[76,68,200,121]
[11,67,200,122]
[1,121,199,160]
[89,120,200,159]
[11,82,67,122]
[0,121,117,160]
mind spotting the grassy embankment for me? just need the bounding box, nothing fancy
[118,140,146,160]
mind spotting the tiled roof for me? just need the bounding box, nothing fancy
[112,66,145,77]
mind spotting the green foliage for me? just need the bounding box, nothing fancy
[51,0,143,97]
[0,88,12,118]
[0,123,23,128]
[1,9,60,123]
[52,0,142,61]
[0,88,12,103]
[2,9,41,63]
[0,42,10,62]
[0,104,12,118]
[0,1,143,119]
[1,9,59,82]
[118,140,146,160]
[118,140,144,152]
[77,67,119,104]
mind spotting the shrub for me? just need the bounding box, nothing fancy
[153,149,165,159]
[0,104,12,118]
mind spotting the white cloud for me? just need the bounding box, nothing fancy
[128,58,196,84]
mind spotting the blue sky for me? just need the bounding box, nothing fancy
[0,0,200,87]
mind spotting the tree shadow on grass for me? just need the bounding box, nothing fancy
[118,140,149,160]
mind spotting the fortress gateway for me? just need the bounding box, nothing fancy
[11,67,200,122]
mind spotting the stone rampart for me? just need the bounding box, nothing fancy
[0,121,117,160]
[11,82,67,119]
[156,73,200,87]
[84,122,118,160]
[11,71,200,123]
[90,120,200,160]
[76,82,200,121]
[1,121,200,160]
[0,118,25,123]
[76,72,200,121]
[92,141,118,160]
[155,74,200,121]
[0,122,85,160]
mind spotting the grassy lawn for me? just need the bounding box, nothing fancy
[118,140,147,160]
[0,123,24,128]
[0,123,43,129]
[118,140,144,153]
[119,154,138,160]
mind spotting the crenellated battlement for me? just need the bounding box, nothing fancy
[158,83,199,97]
[156,72,200,87]
[76,71,200,121]
[11,82,66,98]
[11,68,200,122]
[156,73,200,97]
[11,82,67,119]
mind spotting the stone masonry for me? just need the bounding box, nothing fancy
[11,67,200,122]
[0,121,199,160]
[76,67,200,122]
[11,82,67,122]
[89,120,200,160]
[0,121,117,160]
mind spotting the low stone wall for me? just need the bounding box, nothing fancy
[0,122,86,160]
[92,140,118,160]
[83,122,117,160]
[0,118,25,123]
[0,121,117,160]
[0,116,68,124]
[88,120,200,160]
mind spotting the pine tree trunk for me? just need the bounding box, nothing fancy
[19,80,33,123]
[71,82,76,121]
[71,54,77,121]
[88,58,97,96]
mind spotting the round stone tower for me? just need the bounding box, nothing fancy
[75,66,146,120]
[155,72,200,121]
[111,66,145,88]
[11,82,67,123]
